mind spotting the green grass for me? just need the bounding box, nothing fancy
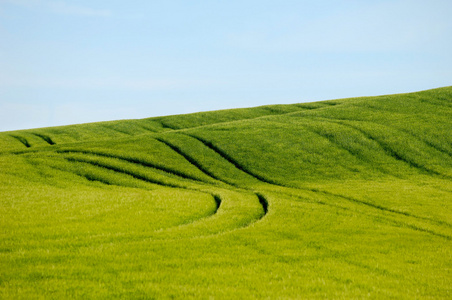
[1,87,451,298]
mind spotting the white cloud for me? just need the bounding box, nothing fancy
[2,0,112,17]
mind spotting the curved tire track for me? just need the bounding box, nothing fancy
[183,134,280,186]
[326,120,449,178]
[175,133,452,241]
[154,137,235,186]
[155,134,273,219]
[296,122,386,175]
[55,151,268,236]
[10,135,31,148]
[57,149,214,185]
[49,154,222,229]
[31,133,56,145]
[284,187,452,240]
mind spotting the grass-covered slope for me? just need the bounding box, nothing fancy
[1,87,451,298]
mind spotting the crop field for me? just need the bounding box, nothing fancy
[1,87,451,298]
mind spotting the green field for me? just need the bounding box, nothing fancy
[1,87,451,298]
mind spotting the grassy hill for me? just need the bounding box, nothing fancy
[1,87,451,298]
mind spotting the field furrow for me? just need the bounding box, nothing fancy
[9,134,31,148]
[155,136,234,186]
[313,189,452,239]
[57,149,213,184]
[54,151,269,236]
[184,133,279,185]
[332,121,451,178]
[30,133,56,145]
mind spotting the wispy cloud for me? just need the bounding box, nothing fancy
[3,0,112,17]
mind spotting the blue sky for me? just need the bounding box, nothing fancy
[0,0,451,132]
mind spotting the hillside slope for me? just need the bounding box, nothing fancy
[1,87,451,298]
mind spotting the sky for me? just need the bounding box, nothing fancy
[0,0,451,132]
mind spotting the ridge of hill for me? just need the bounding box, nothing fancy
[1,86,451,298]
